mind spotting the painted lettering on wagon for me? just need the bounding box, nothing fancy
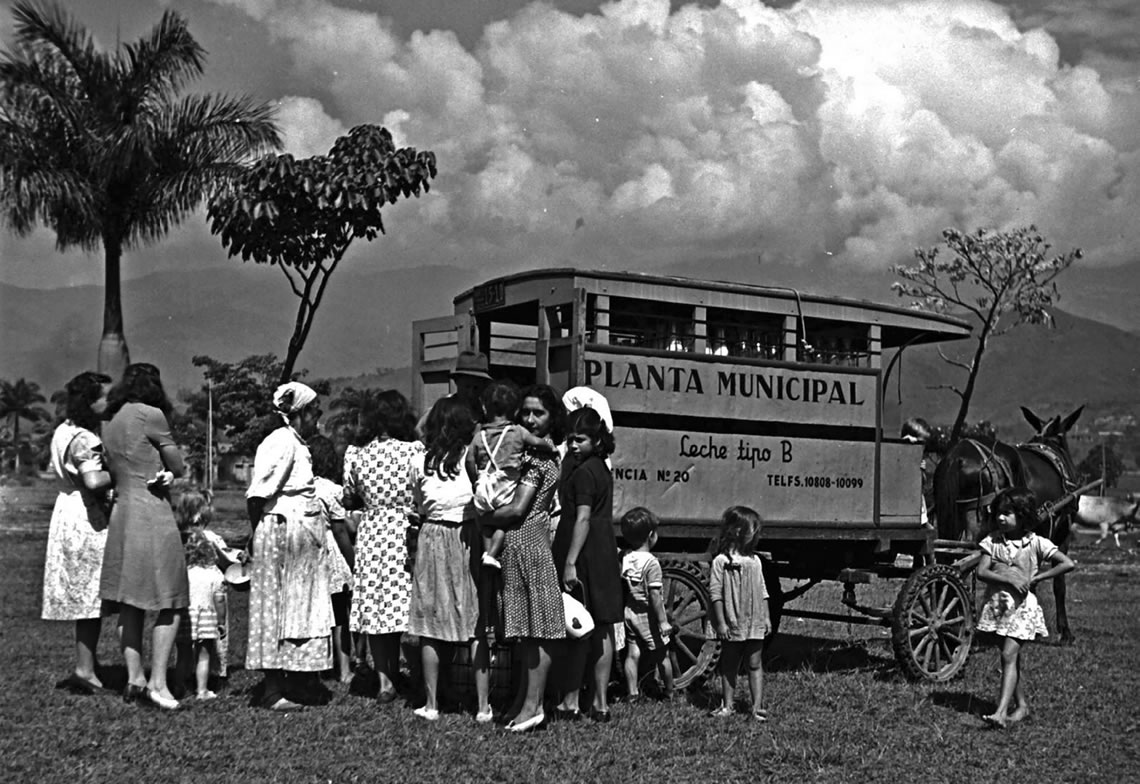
[583,359,866,406]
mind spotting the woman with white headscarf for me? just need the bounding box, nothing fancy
[245,382,333,711]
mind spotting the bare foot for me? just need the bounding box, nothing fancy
[982,713,1009,728]
[1007,705,1029,723]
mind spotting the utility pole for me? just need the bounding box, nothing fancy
[206,379,213,492]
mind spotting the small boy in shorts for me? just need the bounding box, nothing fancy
[619,507,675,701]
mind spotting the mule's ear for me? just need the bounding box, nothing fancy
[1061,405,1085,433]
[1021,406,1043,431]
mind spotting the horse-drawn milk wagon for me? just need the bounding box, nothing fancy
[412,269,981,683]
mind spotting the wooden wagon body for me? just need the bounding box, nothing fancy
[412,269,978,682]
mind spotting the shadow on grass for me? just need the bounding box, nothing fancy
[764,633,897,676]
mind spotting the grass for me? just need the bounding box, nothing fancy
[2,484,1139,783]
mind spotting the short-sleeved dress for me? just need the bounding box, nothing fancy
[314,476,354,595]
[245,425,332,672]
[42,422,109,621]
[977,532,1057,641]
[552,454,623,625]
[407,449,481,642]
[100,402,189,612]
[345,437,424,635]
[709,551,769,641]
[500,453,565,640]
[186,565,225,640]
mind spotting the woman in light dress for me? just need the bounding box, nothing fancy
[245,382,333,711]
[344,390,423,704]
[41,371,113,694]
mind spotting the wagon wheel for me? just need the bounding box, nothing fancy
[661,561,719,689]
[891,563,974,682]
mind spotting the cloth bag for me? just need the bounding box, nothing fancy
[473,428,515,513]
[562,591,595,638]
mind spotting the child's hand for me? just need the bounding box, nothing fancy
[714,621,729,640]
[763,618,772,636]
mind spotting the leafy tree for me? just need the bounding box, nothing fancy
[183,354,329,458]
[0,377,50,472]
[1077,442,1124,490]
[0,1,280,379]
[893,226,1080,442]
[207,124,437,383]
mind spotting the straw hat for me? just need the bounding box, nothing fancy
[450,351,492,380]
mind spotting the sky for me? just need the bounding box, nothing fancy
[2,0,1140,308]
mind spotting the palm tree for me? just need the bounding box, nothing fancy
[0,1,281,379]
[0,378,50,472]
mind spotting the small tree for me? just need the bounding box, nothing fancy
[207,125,437,383]
[1076,442,1124,490]
[0,377,50,472]
[892,226,1080,442]
[184,354,329,457]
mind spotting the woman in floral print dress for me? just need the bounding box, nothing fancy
[344,389,424,702]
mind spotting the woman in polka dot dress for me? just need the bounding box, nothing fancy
[344,390,424,702]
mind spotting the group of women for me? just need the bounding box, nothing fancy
[43,364,188,709]
[42,359,623,724]
[250,376,624,726]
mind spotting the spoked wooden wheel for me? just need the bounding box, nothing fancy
[891,564,974,681]
[661,561,719,688]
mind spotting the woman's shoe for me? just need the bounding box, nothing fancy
[709,706,734,718]
[55,674,99,695]
[506,712,545,733]
[586,708,611,724]
[552,707,581,722]
[475,708,494,724]
[376,688,398,704]
[144,690,181,710]
[413,706,440,721]
[122,684,147,704]
[266,697,304,712]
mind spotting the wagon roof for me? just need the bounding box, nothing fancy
[455,268,972,346]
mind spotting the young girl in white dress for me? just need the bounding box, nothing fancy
[183,531,228,700]
[709,505,771,722]
[976,487,1075,728]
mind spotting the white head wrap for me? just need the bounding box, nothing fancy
[562,386,613,431]
[273,382,317,421]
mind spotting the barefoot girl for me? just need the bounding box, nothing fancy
[710,505,771,722]
[976,487,1075,727]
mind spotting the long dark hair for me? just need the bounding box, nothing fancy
[105,363,172,418]
[63,371,111,431]
[565,406,615,459]
[518,384,566,444]
[363,389,416,443]
[309,434,342,484]
[423,397,475,480]
[714,505,763,557]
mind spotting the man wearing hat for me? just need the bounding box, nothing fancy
[416,351,493,438]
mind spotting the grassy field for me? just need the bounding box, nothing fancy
[1,484,1138,783]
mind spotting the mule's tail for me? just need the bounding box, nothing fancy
[934,451,963,541]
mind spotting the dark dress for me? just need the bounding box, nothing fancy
[499,454,565,640]
[552,454,622,625]
[100,402,189,611]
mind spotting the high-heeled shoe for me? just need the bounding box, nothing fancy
[506,712,545,733]
[121,684,146,704]
[144,689,181,711]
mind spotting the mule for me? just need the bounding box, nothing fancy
[933,406,1083,643]
[1075,494,1139,548]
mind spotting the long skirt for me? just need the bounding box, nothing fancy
[246,495,332,672]
[42,490,106,620]
[407,519,480,642]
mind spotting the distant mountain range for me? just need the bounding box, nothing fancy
[2,265,1138,443]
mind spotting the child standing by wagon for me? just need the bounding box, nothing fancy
[468,380,555,569]
[976,487,1075,728]
[709,506,771,722]
[619,507,674,702]
[183,531,228,700]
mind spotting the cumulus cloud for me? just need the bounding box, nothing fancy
[274,96,349,157]
[175,0,1140,273]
